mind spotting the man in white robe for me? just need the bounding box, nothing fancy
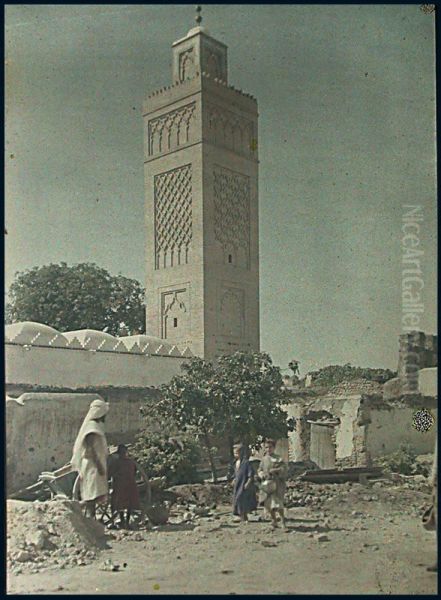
[71,398,109,518]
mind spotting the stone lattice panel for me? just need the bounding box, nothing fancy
[213,165,250,268]
[154,165,192,269]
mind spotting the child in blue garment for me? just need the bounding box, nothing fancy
[232,444,257,523]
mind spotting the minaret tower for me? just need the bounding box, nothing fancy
[143,7,259,359]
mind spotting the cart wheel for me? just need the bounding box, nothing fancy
[131,510,147,528]
[95,502,116,527]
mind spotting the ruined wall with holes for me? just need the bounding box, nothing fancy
[364,397,437,458]
[285,392,437,467]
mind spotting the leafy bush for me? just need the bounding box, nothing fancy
[310,364,396,387]
[131,426,202,486]
[377,443,429,476]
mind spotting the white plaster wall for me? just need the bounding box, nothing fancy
[284,403,304,462]
[6,343,186,389]
[6,393,144,494]
[418,368,438,397]
[366,407,437,457]
[289,428,304,462]
[335,398,360,459]
[276,438,289,463]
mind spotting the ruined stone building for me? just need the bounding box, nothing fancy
[282,332,437,469]
[143,20,260,359]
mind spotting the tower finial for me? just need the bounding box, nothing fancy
[195,5,202,26]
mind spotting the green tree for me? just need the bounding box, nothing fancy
[155,358,220,482]
[5,262,145,335]
[212,352,294,459]
[147,352,293,482]
[131,418,202,486]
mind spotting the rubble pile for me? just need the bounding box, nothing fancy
[167,483,232,508]
[163,483,233,524]
[7,499,108,575]
[285,481,347,509]
[285,474,432,512]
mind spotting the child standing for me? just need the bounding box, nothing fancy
[232,444,257,523]
[108,445,141,528]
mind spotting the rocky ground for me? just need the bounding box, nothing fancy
[7,475,437,595]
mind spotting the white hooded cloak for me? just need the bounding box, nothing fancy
[71,399,109,502]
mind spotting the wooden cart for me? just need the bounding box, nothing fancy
[9,445,153,528]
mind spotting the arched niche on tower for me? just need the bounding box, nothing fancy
[219,287,245,338]
[179,48,195,82]
[161,289,190,342]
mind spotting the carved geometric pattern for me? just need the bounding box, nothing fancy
[179,48,195,82]
[154,165,192,269]
[148,102,196,156]
[213,165,250,269]
[206,103,255,158]
[219,287,245,338]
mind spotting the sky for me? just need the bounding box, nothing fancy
[5,4,437,374]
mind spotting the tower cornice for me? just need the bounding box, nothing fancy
[143,72,257,116]
[172,28,228,51]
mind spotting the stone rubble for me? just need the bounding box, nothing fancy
[7,499,107,575]
[7,470,434,576]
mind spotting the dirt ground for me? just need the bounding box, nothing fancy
[7,480,438,596]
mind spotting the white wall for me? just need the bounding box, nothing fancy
[6,392,144,493]
[5,338,193,494]
[6,343,186,389]
[418,368,438,397]
[335,398,360,459]
[366,407,437,457]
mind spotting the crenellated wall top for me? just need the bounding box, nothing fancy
[5,322,193,358]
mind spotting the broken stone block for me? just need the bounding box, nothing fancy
[27,530,52,551]
[15,550,34,563]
